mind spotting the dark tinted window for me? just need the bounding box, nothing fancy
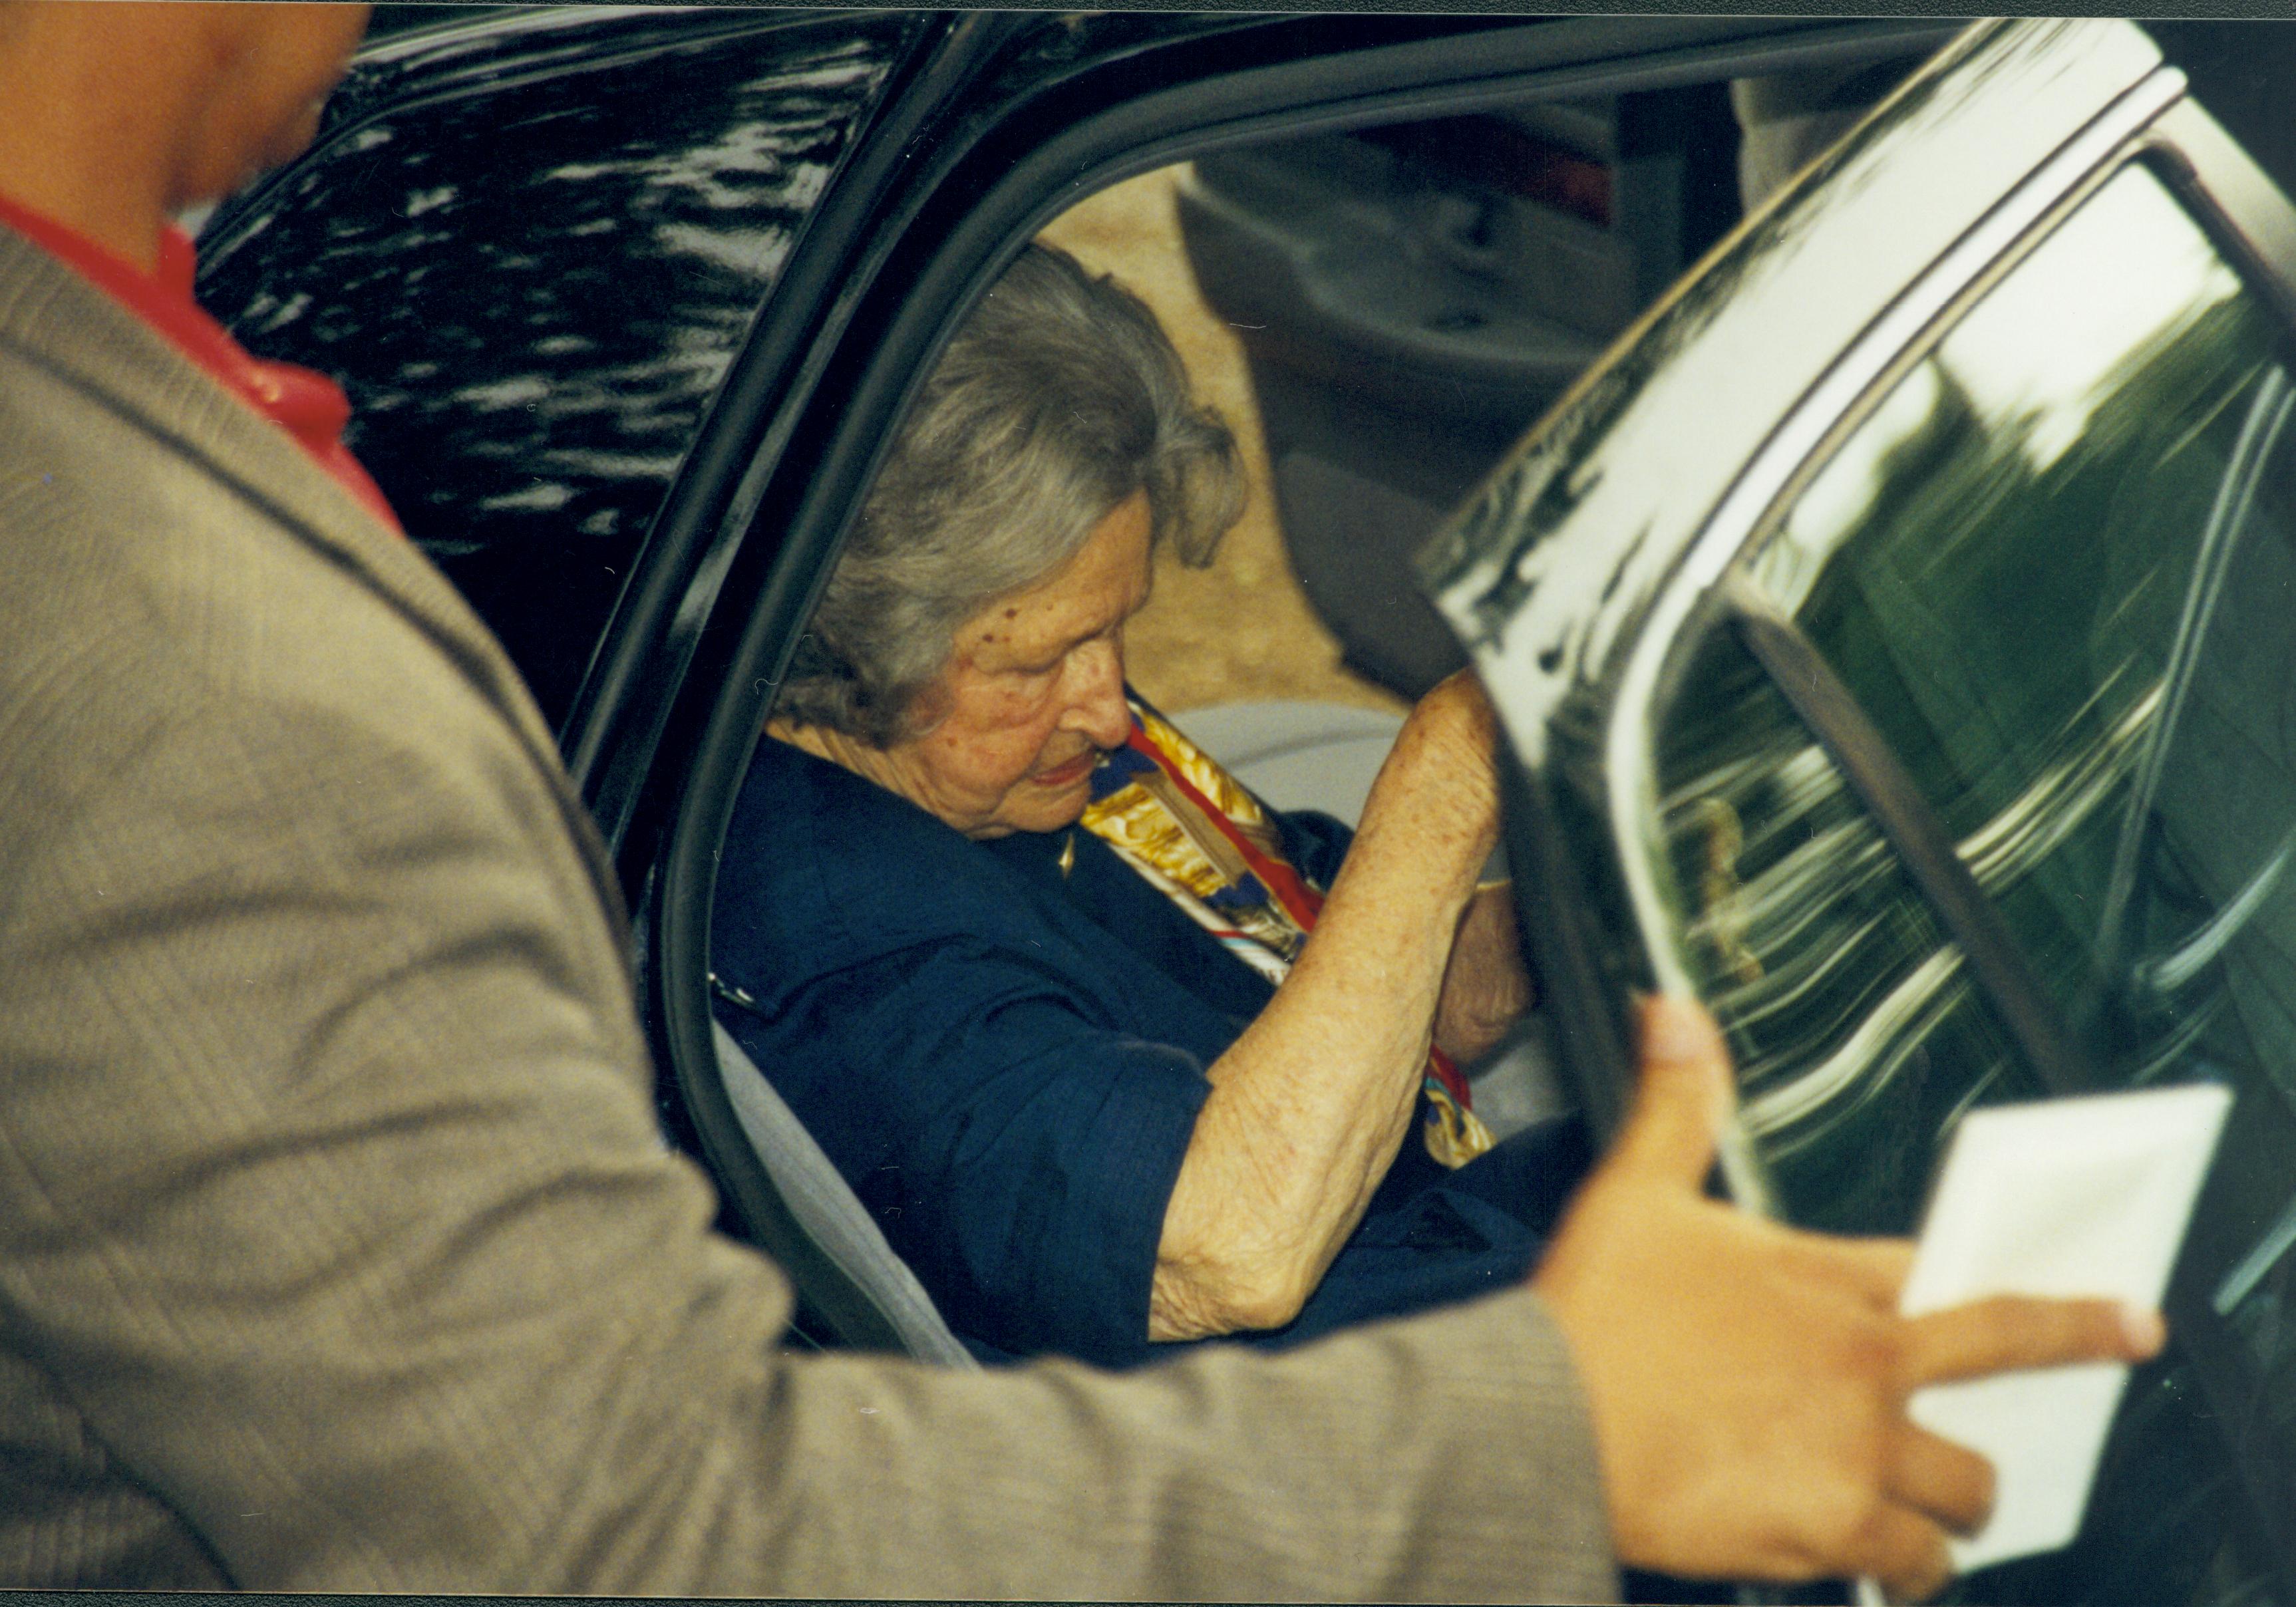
[1731,167,2293,1205]
[1655,627,2037,1236]
[1651,166,2296,1605]
[198,13,908,728]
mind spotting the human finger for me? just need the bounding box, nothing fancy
[1854,1503,1955,1604]
[1903,1296,2164,1389]
[1887,1422,1995,1536]
[1607,995,1733,1186]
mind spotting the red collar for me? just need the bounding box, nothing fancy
[0,191,401,533]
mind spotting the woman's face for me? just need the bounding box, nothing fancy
[877,492,1154,839]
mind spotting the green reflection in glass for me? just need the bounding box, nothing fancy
[1655,625,2037,1237]
[1658,162,2296,1607]
[1721,164,2295,1154]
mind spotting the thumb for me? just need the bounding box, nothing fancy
[1609,994,1733,1187]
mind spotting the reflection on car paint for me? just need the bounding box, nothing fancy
[1420,22,2161,774]
[197,13,909,726]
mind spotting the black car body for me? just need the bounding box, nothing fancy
[201,11,2296,1602]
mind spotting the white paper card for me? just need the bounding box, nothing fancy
[1900,1083,2230,1574]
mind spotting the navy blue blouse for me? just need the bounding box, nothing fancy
[711,735,1589,1368]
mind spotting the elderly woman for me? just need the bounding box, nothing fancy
[711,243,1590,1368]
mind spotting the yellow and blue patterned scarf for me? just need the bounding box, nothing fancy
[1078,699,1494,1169]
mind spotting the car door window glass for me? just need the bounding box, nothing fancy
[1748,167,2286,1048]
[196,15,907,727]
[1651,162,2296,1606]
[1734,163,2296,1222]
[1660,165,2296,1218]
[1655,622,2038,1236]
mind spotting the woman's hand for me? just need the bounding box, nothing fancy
[1434,881,1534,1063]
[1148,670,1529,1342]
[1402,673,1533,1060]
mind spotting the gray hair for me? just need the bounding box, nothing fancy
[776,242,1245,744]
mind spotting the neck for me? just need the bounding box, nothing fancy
[768,718,900,791]
[0,8,219,272]
[0,173,172,275]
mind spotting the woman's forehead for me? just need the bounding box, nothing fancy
[958,495,1153,663]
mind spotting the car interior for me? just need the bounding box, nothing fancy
[699,53,1938,1371]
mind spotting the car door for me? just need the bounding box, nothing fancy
[196,7,935,734]
[1430,18,2296,1604]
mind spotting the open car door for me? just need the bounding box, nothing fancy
[1432,19,2296,1604]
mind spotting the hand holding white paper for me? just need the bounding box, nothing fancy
[1896,1083,2229,1575]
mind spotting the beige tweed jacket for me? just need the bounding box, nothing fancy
[0,222,1618,1600]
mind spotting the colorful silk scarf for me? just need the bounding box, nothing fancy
[1076,699,1495,1169]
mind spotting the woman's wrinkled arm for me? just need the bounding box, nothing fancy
[1148,672,1520,1342]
